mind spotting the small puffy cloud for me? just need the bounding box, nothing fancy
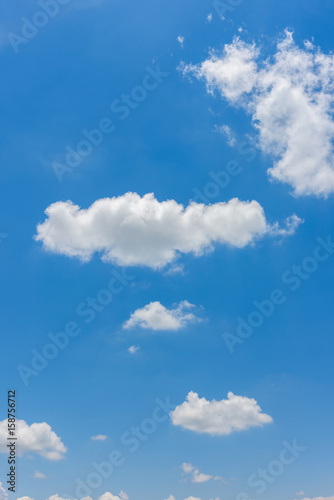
[119,493,129,500]
[98,494,128,500]
[184,497,202,500]
[123,301,199,331]
[171,391,273,435]
[207,13,213,22]
[0,419,66,460]
[182,31,334,197]
[35,193,299,269]
[128,345,140,354]
[182,463,212,483]
[91,434,108,441]
[33,470,46,479]
[164,497,175,500]
[177,36,185,48]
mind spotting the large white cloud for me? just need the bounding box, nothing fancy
[123,301,199,331]
[35,192,300,269]
[171,391,273,436]
[0,419,67,460]
[182,30,334,197]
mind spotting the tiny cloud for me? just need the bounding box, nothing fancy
[91,434,108,441]
[0,419,66,460]
[128,345,140,354]
[35,193,301,269]
[171,391,273,435]
[123,301,199,331]
[33,471,46,479]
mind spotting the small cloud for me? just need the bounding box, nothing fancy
[214,124,236,147]
[128,345,140,354]
[33,471,46,479]
[171,391,273,436]
[207,13,213,22]
[91,435,108,441]
[123,301,200,332]
[177,36,185,48]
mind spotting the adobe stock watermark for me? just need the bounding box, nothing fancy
[52,64,169,182]
[17,268,135,386]
[236,439,306,499]
[7,0,72,54]
[213,0,244,20]
[63,397,173,499]
[192,138,256,204]
[224,236,334,353]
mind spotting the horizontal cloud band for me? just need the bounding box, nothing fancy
[35,192,301,269]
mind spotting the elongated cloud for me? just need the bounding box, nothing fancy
[0,419,66,460]
[182,30,334,197]
[35,193,300,269]
[171,391,273,436]
[123,301,199,331]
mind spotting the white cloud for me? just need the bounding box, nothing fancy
[214,124,236,146]
[33,470,46,479]
[0,419,66,460]
[0,482,7,500]
[207,13,213,22]
[184,497,202,500]
[295,497,334,500]
[171,391,273,435]
[118,493,129,500]
[98,494,128,500]
[128,345,140,354]
[91,434,108,441]
[35,193,300,269]
[182,30,334,197]
[47,496,75,500]
[164,496,175,500]
[177,36,185,48]
[182,463,212,483]
[123,301,199,331]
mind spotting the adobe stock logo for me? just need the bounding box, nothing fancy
[7,0,71,54]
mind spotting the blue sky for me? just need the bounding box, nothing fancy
[1,1,334,500]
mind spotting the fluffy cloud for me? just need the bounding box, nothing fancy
[123,301,199,331]
[91,434,108,441]
[0,419,66,460]
[46,493,127,500]
[182,30,334,197]
[182,463,212,483]
[128,345,140,354]
[171,391,273,435]
[164,496,175,500]
[181,463,227,484]
[35,193,300,269]
[98,494,128,500]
